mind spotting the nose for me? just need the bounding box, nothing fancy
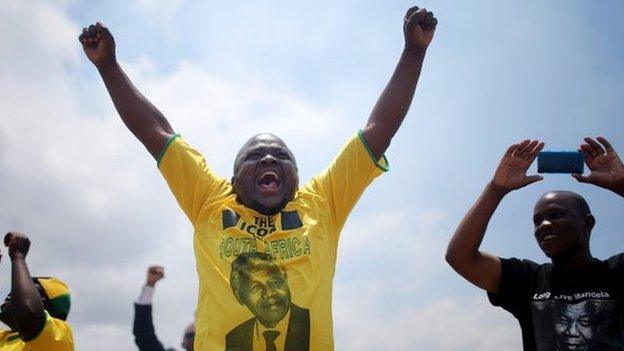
[261,284,279,299]
[537,219,553,231]
[565,321,580,336]
[260,154,277,165]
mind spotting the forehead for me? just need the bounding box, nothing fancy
[244,262,283,281]
[534,193,578,214]
[243,134,289,151]
[563,303,589,317]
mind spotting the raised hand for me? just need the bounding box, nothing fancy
[146,265,165,287]
[403,6,437,51]
[491,140,544,194]
[78,22,116,67]
[4,232,31,260]
[573,137,624,195]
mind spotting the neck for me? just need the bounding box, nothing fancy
[249,200,285,216]
[551,248,593,270]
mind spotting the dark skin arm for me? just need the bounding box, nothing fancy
[573,136,624,197]
[79,23,174,159]
[5,232,46,340]
[362,6,437,160]
[445,140,544,292]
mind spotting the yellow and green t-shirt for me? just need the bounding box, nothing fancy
[159,132,387,351]
[0,312,73,351]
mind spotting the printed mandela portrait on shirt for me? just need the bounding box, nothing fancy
[532,297,624,351]
[226,252,310,351]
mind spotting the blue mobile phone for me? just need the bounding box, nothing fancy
[537,151,584,174]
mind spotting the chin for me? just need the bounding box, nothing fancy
[541,249,555,259]
[250,199,287,216]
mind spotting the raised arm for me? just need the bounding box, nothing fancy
[446,140,544,292]
[573,136,624,197]
[361,6,437,159]
[79,23,174,159]
[133,266,166,351]
[4,232,46,340]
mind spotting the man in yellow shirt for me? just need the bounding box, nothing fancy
[80,5,437,350]
[0,233,73,350]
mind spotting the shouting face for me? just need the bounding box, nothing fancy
[232,134,298,215]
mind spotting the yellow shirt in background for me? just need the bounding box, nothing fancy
[159,132,387,351]
[0,312,73,351]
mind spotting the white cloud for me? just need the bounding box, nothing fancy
[124,58,348,177]
[335,294,519,351]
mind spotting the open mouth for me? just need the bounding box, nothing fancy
[258,171,281,191]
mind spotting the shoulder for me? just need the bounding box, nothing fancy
[288,304,310,327]
[290,304,310,316]
[158,135,214,174]
[0,330,17,345]
[24,313,73,349]
[495,257,547,297]
[606,252,624,270]
[226,318,255,340]
[500,257,545,275]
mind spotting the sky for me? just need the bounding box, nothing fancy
[0,0,623,350]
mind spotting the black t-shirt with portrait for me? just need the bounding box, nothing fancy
[488,254,624,351]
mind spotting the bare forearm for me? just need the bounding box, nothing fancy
[445,182,505,292]
[447,183,506,262]
[97,61,174,157]
[11,256,44,336]
[363,47,426,159]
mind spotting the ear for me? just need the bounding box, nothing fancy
[585,214,596,233]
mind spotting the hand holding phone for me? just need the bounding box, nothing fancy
[573,137,624,195]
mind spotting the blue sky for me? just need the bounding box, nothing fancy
[1,0,623,349]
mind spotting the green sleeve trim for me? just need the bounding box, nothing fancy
[357,130,389,172]
[6,333,20,342]
[156,133,181,168]
[21,311,49,342]
[49,294,71,320]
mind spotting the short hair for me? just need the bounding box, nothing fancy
[540,191,591,216]
[230,252,284,299]
[232,133,296,174]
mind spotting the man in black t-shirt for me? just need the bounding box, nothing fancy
[446,137,624,351]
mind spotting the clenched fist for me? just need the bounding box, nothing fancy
[78,22,116,67]
[4,232,31,260]
[403,6,437,51]
[146,265,165,287]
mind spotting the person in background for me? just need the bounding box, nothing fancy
[446,137,624,350]
[0,232,73,350]
[133,265,194,351]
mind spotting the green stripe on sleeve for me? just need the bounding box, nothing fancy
[21,311,49,342]
[358,130,389,172]
[156,133,181,168]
